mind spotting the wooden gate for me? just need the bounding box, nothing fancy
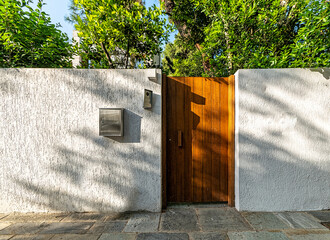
[162,76,235,205]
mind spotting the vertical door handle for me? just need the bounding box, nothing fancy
[178,130,183,147]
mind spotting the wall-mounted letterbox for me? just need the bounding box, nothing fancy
[143,89,153,109]
[99,108,124,136]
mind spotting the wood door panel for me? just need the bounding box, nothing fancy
[211,78,221,201]
[166,76,229,203]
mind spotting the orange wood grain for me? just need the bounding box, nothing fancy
[166,76,232,203]
[228,75,235,207]
[161,73,167,209]
[211,79,221,201]
[192,77,204,202]
[220,78,229,201]
[203,78,212,202]
[183,77,193,202]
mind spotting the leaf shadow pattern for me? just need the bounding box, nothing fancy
[1,69,161,213]
[236,68,330,211]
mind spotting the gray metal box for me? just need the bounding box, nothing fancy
[99,108,124,136]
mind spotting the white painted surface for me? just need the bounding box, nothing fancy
[0,69,162,213]
[234,71,240,210]
[235,68,330,211]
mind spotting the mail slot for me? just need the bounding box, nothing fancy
[99,108,124,136]
[143,89,153,109]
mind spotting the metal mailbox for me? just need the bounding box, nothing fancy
[143,89,153,109]
[99,108,124,136]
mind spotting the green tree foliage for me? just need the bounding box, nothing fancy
[162,0,329,77]
[0,0,73,68]
[69,0,171,69]
[162,36,203,76]
[289,0,329,67]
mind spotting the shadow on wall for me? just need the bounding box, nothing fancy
[109,109,142,143]
[310,68,330,80]
[238,68,330,210]
[2,69,161,212]
[143,93,161,116]
[13,139,157,212]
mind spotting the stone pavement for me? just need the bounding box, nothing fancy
[0,205,329,240]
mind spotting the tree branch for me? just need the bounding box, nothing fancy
[195,43,211,74]
[161,0,190,39]
[125,41,130,69]
[100,42,114,68]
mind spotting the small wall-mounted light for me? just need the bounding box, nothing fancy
[143,89,153,109]
[99,108,124,136]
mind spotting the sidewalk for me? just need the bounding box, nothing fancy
[0,204,329,240]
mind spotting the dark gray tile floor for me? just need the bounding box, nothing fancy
[189,232,227,240]
[241,212,291,230]
[307,211,330,222]
[0,223,48,235]
[160,208,199,232]
[38,222,93,234]
[322,222,330,229]
[124,213,161,233]
[275,212,327,229]
[0,205,329,240]
[197,208,251,231]
[136,233,189,240]
[88,221,127,234]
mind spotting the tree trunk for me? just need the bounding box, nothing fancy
[100,42,114,68]
[162,0,211,75]
[161,0,190,39]
[195,43,211,74]
[125,41,130,69]
[218,9,233,75]
[224,31,233,74]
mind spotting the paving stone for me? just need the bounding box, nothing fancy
[88,221,126,233]
[10,235,54,240]
[197,208,251,231]
[39,222,93,234]
[228,231,290,240]
[166,205,192,209]
[284,229,330,234]
[321,222,330,229]
[191,204,228,209]
[190,232,227,240]
[307,211,330,222]
[286,233,330,240]
[0,235,13,240]
[275,212,327,229]
[105,212,140,221]
[0,223,11,231]
[0,223,48,235]
[160,208,199,232]
[242,212,290,230]
[124,213,160,233]
[1,213,68,223]
[61,213,108,222]
[136,233,189,240]
[98,233,136,240]
[50,234,100,240]
[168,204,228,209]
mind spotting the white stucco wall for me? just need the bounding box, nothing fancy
[0,68,162,213]
[235,68,330,211]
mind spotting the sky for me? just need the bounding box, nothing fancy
[31,0,174,43]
